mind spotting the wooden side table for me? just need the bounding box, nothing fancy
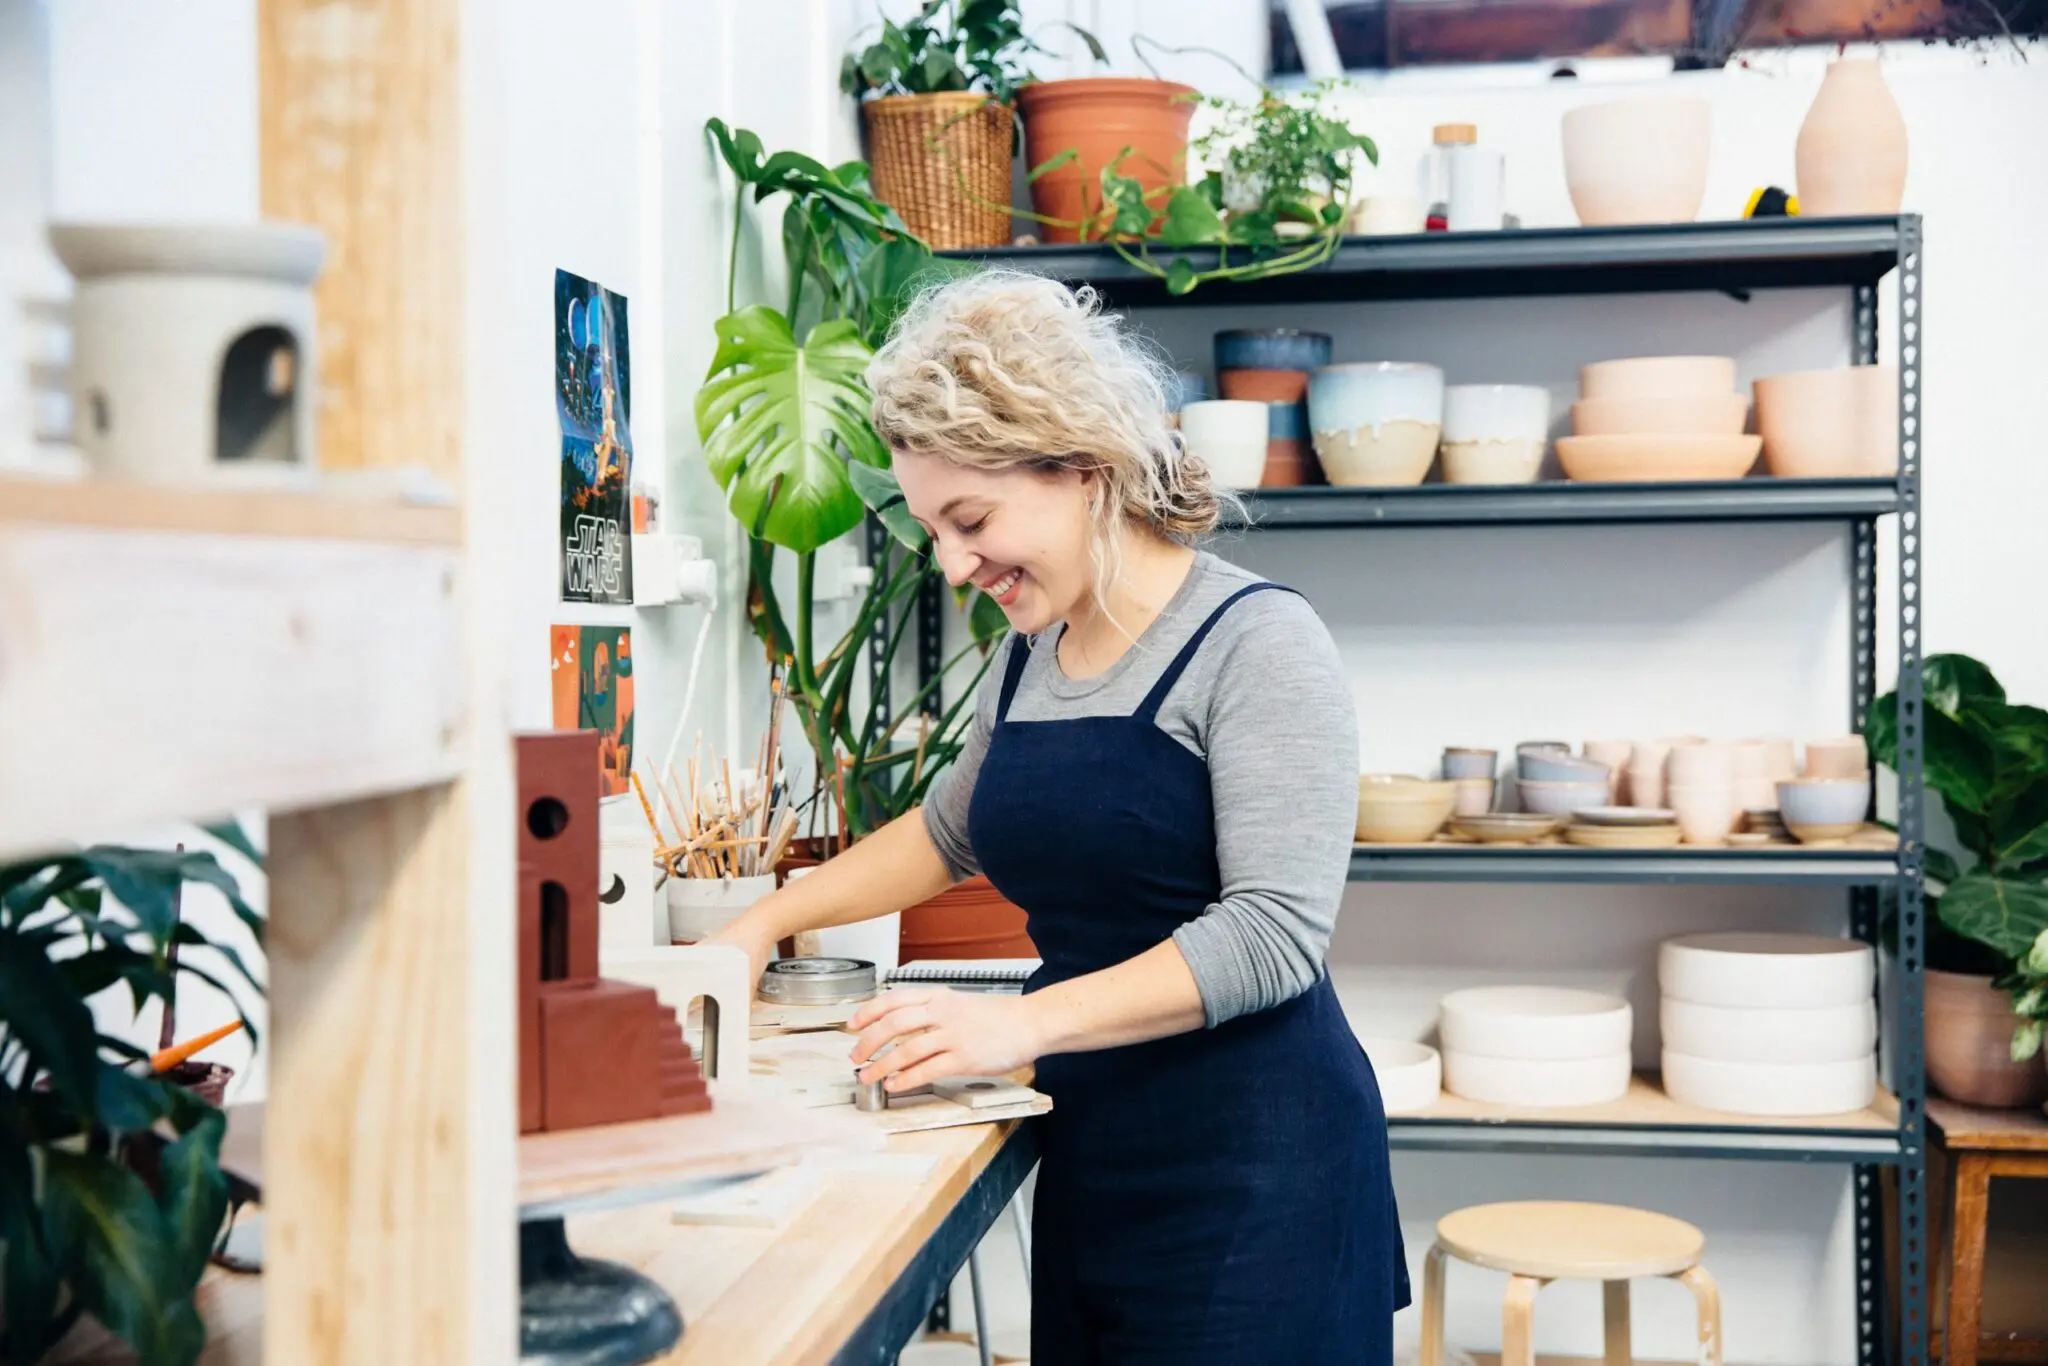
[1928,1097,2048,1366]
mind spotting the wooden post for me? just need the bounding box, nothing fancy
[259,2,516,1362]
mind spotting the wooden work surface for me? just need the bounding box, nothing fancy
[0,473,462,545]
[1929,1097,2048,1152]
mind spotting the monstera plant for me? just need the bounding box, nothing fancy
[1868,654,2048,1062]
[697,120,1005,843]
[0,829,263,1365]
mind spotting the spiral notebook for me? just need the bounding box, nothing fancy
[887,958,1040,988]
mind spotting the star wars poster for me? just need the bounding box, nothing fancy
[555,269,634,604]
[550,625,635,797]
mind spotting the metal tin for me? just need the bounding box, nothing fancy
[758,956,878,1006]
[854,1077,889,1112]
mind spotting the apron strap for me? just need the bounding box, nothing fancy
[993,633,1033,724]
[1134,582,1296,725]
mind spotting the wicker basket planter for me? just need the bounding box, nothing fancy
[863,92,1014,250]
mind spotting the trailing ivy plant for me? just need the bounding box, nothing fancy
[0,829,263,1366]
[697,120,1007,842]
[1867,653,2048,1058]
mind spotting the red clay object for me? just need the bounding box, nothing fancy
[1219,368,1311,403]
[899,874,1036,961]
[1018,77,1196,244]
[1262,438,1324,487]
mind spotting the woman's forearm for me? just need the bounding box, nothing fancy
[732,808,956,943]
[1021,939,1208,1056]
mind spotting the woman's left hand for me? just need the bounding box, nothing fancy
[848,988,1044,1094]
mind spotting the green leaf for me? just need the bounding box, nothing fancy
[199,819,262,868]
[1925,653,2006,716]
[1991,777,2048,869]
[156,1101,228,1293]
[860,39,902,89]
[0,1133,63,1361]
[854,237,968,351]
[705,118,766,186]
[1165,257,1200,295]
[696,307,885,553]
[967,588,1010,643]
[845,461,927,552]
[1025,147,1077,184]
[917,48,967,93]
[1159,186,1225,247]
[43,1150,205,1366]
[1868,690,1997,818]
[96,1064,175,1135]
[2013,1017,2044,1062]
[1940,873,2048,961]
[0,930,101,1117]
[1923,844,1964,888]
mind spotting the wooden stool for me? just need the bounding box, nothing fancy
[1420,1200,1722,1366]
[1929,1097,2048,1366]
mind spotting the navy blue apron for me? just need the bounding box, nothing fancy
[967,582,1408,1364]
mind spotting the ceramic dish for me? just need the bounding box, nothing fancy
[1355,775,1457,843]
[1777,777,1871,842]
[1442,1049,1632,1107]
[1517,778,1610,816]
[1571,393,1751,438]
[1519,752,1611,784]
[1661,1050,1877,1116]
[1356,1038,1442,1114]
[1556,434,1763,483]
[1439,986,1632,1061]
[1450,813,1564,844]
[1574,806,1678,827]
[1659,932,1875,1010]
[1579,355,1737,400]
[1565,822,1684,849]
[1660,998,1878,1066]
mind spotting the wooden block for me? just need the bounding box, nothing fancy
[933,1077,1037,1110]
[539,980,666,1131]
[516,730,601,986]
[518,863,543,1133]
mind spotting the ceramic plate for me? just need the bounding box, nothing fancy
[1450,813,1564,844]
[1556,433,1763,483]
[1564,822,1684,849]
[1574,806,1679,827]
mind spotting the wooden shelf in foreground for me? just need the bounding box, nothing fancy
[0,476,465,858]
[1390,1073,1903,1162]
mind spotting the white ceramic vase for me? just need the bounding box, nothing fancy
[1796,60,1908,216]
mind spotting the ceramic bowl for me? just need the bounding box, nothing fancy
[1777,776,1871,841]
[1666,781,1737,846]
[1443,384,1550,444]
[1178,400,1269,490]
[1439,986,1633,1061]
[1658,932,1876,1010]
[1442,1049,1632,1107]
[1451,812,1564,844]
[1570,393,1751,437]
[1660,997,1878,1065]
[1561,97,1711,227]
[1220,367,1310,404]
[1557,434,1762,483]
[1441,747,1498,780]
[1518,740,1572,756]
[1520,751,1610,784]
[1755,365,1900,477]
[1314,422,1440,487]
[1575,806,1678,827]
[1804,735,1870,779]
[1451,777,1496,816]
[1350,195,1427,235]
[1579,356,1738,400]
[1517,778,1610,816]
[1661,1050,1876,1116]
[1356,1038,1441,1113]
[1441,440,1544,486]
[1355,774,1458,843]
[1216,329,1332,374]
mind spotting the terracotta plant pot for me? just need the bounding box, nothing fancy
[1017,77,1196,244]
[1754,365,1900,477]
[1796,59,1908,217]
[1925,969,2048,1108]
[899,874,1035,961]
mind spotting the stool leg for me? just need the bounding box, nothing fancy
[1603,1280,1632,1366]
[1950,1152,1992,1366]
[1675,1266,1723,1366]
[1502,1275,1543,1366]
[1419,1244,1448,1366]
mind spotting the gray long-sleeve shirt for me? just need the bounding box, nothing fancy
[921,552,1359,1028]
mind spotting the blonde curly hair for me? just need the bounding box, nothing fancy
[866,270,1224,608]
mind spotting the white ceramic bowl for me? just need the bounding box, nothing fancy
[1358,1037,1442,1114]
[1659,997,1878,1065]
[1442,1050,1632,1107]
[1517,778,1609,816]
[1561,98,1711,227]
[1439,986,1633,1061]
[1443,384,1551,444]
[1659,932,1876,1009]
[1179,399,1270,490]
[1580,355,1738,400]
[1777,776,1872,838]
[1661,1050,1877,1115]
[1755,365,1900,477]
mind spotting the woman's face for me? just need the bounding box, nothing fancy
[894,451,1095,635]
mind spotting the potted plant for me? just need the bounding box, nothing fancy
[0,831,264,1365]
[696,120,1031,959]
[1867,654,2048,1107]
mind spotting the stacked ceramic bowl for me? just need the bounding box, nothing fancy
[1439,986,1633,1107]
[1515,742,1611,817]
[1660,740,1740,846]
[1755,365,1900,477]
[1355,1038,1443,1114]
[1355,774,1457,844]
[1559,356,1761,483]
[1660,933,1878,1115]
[1440,746,1499,818]
[1216,329,1330,487]
[1563,806,1682,848]
[1309,362,1445,487]
[1440,385,1550,486]
[1779,734,1872,844]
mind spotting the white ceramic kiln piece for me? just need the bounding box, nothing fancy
[598,943,751,1085]
[1658,932,1875,1010]
[1357,1038,1442,1115]
[1437,986,1633,1061]
[1441,1050,1632,1107]
[1661,1051,1877,1116]
[1659,997,1878,1065]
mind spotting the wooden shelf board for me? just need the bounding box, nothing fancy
[0,474,461,546]
[1397,1073,1899,1135]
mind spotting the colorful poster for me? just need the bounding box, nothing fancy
[555,269,634,604]
[550,625,636,797]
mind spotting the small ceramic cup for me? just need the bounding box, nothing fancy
[1666,740,1732,785]
[1440,384,1550,486]
[1179,400,1269,491]
[1584,739,1634,801]
[1627,764,1665,810]
[1667,782,1738,846]
[1805,735,1871,779]
[1442,747,1498,781]
[1452,777,1496,817]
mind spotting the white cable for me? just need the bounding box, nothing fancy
[659,603,718,778]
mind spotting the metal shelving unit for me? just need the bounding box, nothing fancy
[929,214,1929,1366]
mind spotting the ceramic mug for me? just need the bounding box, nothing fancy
[1666,740,1733,785]
[1442,747,1498,780]
[1179,399,1269,490]
[1668,783,1738,846]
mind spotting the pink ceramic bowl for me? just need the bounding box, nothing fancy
[1666,741,1733,784]
[1804,735,1871,779]
[1557,434,1762,483]
[1571,393,1750,437]
[1579,355,1737,400]
[1755,365,1899,477]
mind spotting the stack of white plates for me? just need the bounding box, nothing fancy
[1438,986,1632,1107]
[1357,1037,1443,1115]
[1658,932,1877,1115]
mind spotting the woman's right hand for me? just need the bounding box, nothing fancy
[701,913,779,999]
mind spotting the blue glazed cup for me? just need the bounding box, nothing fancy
[1214,329,1333,374]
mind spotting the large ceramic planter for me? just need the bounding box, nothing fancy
[899,874,1035,961]
[1926,969,2048,1108]
[1561,98,1710,227]
[863,92,1014,250]
[1017,77,1195,243]
[1755,365,1900,477]
[1796,59,1908,216]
